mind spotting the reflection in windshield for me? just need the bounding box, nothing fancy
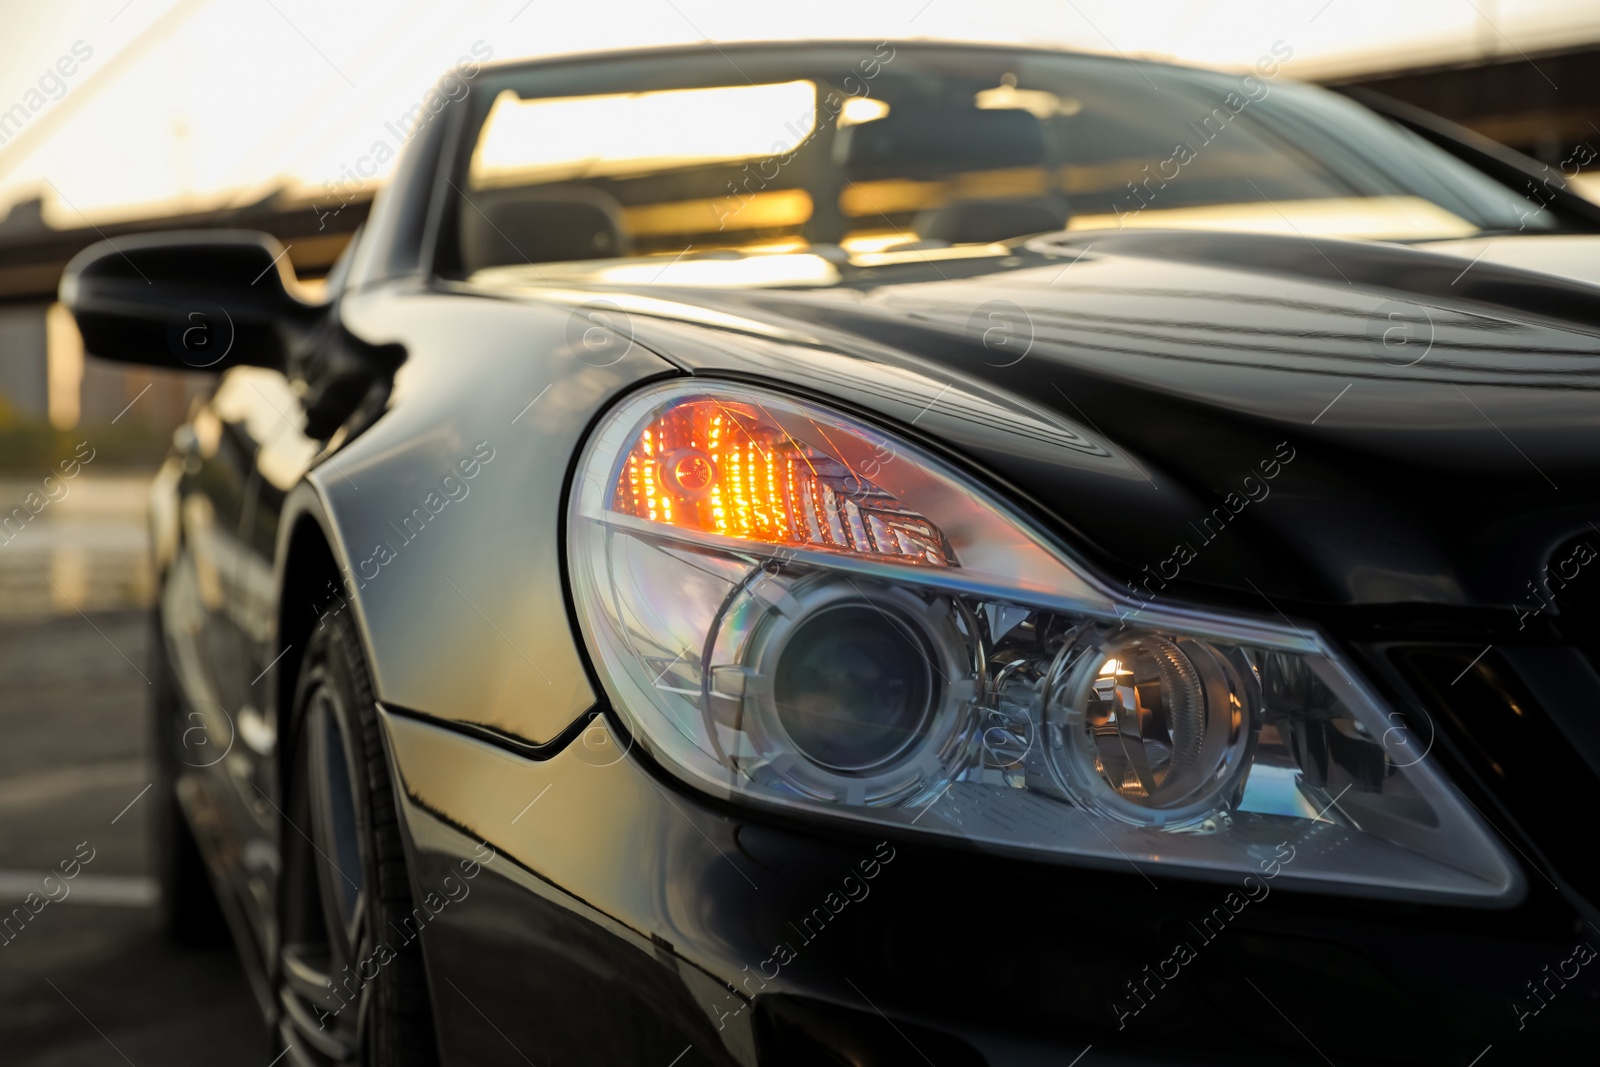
[1068,195,1477,239]
[470,80,819,186]
[453,44,1556,282]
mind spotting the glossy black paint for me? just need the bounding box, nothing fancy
[63,39,1600,1066]
[385,710,1595,1066]
[587,230,1600,621]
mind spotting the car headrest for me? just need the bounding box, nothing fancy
[914,196,1071,245]
[461,186,630,270]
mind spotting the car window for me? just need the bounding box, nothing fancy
[449,46,1560,281]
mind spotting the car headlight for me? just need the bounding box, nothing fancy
[568,379,1519,902]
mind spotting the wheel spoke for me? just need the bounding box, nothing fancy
[278,682,370,1066]
[280,942,347,1015]
[279,985,357,1061]
[306,691,364,966]
[352,978,374,1053]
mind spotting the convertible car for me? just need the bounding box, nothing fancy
[64,40,1600,1066]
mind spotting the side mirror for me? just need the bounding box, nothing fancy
[60,229,325,373]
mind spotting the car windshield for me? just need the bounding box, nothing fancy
[447,43,1559,285]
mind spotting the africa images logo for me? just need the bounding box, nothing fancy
[0,40,93,147]
[313,40,493,230]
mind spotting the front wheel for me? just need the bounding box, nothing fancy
[274,610,437,1066]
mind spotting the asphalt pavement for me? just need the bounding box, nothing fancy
[0,602,264,1061]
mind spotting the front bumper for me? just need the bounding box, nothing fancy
[379,689,1598,1067]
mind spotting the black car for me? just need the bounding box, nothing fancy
[62,39,1600,1066]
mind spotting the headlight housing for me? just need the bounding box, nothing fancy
[568,379,1520,902]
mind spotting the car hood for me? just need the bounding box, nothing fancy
[480,230,1600,626]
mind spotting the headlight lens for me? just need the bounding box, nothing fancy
[1052,633,1258,827]
[569,380,1520,902]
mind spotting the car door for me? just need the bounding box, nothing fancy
[165,363,318,954]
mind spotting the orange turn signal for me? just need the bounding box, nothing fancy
[608,397,949,565]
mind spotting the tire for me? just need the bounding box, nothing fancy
[151,607,230,947]
[274,607,438,1067]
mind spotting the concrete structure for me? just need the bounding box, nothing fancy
[0,189,366,435]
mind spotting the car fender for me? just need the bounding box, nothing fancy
[276,282,678,748]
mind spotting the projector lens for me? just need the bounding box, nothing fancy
[773,603,936,773]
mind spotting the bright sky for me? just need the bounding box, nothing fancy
[0,0,1595,227]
